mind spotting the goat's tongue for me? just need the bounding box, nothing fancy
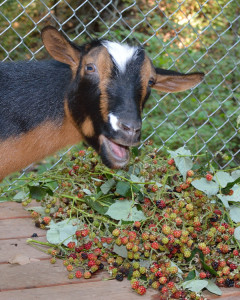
[109,140,128,159]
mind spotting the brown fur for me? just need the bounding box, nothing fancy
[81,116,95,137]
[98,47,113,122]
[140,55,155,108]
[80,46,112,122]
[0,116,82,181]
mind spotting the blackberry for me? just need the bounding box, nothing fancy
[115,273,124,281]
[112,262,119,267]
[99,263,104,270]
[156,200,166,209]
[31,233,38,237]
[68,253,77,259]
[148,279,153,286]
[225,278,234,287]
[210,215,219,222]
[81,252,88,259]
[211,261,219,270]
[119,266,129,276]
[206,271,211,279]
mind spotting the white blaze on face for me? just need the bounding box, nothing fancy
[109,113,120,131]
[102,41,138,73]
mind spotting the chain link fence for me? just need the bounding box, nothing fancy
[0,0,239,181]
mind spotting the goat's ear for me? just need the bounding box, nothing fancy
[41,26,80,69]
[152,68,204,93]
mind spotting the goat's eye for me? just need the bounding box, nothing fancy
[148,78,155,87]
[85,63,96,73]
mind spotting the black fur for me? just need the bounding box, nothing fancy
[0,60,71,139]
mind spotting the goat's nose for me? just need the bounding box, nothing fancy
[118,120,141,135]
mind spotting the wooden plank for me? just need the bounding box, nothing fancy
[0,201,31,219]
[0,236,49,263]
[0,218,45,240]
[0,279,157,300]
[0,259,86,290]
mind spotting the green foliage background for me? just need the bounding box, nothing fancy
[0,0,239,168]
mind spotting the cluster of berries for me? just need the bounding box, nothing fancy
[28,145,240,298]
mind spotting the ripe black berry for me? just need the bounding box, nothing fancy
[81,252,88,259]
[210,215,219,222]
[115,273,124,281]
[225,278,234,287]
[211,261,219,270]
[156,200,166,209]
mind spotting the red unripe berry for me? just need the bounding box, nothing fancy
[43,216,51,225]
[75,270,82,278]
[67,242,76,249]
[233,249,239,256]
[137,285,146,295]
[112,228,121,237]
[187,170,194,177]
[84,271,92,279]
[159,276,168,284]
[168,158,175,165]
[134,221,141,228]
[66,264,73,271]
[78,150,85,156]
[167,281,175,289]
[199,272,207,279]
[161,286,168,293]
[131,280,140,290]
[151,242,159,250]
[81,229,89,237]
[206,173,213,181]
[151,185,158,192]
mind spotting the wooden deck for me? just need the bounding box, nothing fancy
[1,202,240,300]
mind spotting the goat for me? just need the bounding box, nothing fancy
[0,26,204,180]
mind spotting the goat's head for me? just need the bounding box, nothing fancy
[42,26,204,169]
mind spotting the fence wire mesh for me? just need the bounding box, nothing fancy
[0,0,239,183]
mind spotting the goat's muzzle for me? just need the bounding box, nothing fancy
[99,134,140,169]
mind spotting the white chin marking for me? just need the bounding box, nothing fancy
[109,113,120,131]
[102,41,138,73]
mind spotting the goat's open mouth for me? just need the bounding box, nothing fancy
[99,135,130,168]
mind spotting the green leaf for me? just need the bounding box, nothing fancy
[222,177,240,195]
[28,185,47,200]
[116,181,131,197]
[113,244,128,258]
[231,170,240,181]
[87,197,115,215]
[206,280,222,296]
[130,174,141,183]
[191,178,219,196]
[44,180,58,191]
[182,279,208,293]
[106,200,146,221]
[168,147,193,181]
[13,191,28,201]
[234,226,240,240]
[213,171,234,188]
[184,270,196,281]
[229,206,240,223]
[83,188,92,195]
[100,179,116,194]
[46,219,80,246]
[217,184,240,207]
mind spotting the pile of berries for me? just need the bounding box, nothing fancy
[27,144,240,299]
